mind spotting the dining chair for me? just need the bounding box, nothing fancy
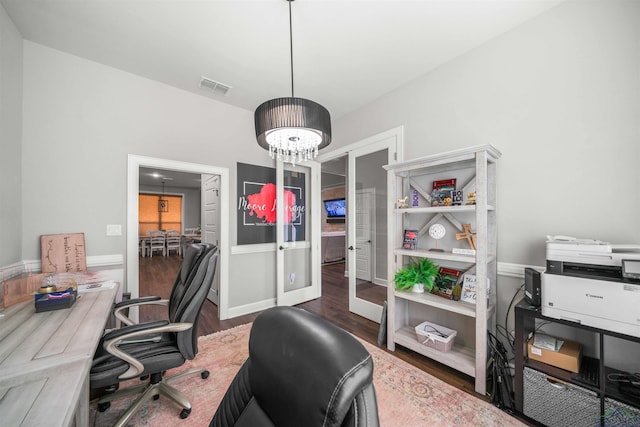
[149,235,166,257]
[138,238,148,257]
[166,235,182,256]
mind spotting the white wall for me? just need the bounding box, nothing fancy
[20,41,277,309]
[0,3,23,267]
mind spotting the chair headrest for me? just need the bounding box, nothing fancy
[248,306,374,427]
[181,243,206,283]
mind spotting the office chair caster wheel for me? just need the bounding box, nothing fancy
[180,408,191,419]
[98,402,111,412]
[201,370,210,379]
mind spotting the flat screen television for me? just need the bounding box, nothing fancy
[323,198,346,218]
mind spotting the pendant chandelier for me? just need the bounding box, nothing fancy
[254,0,331,166]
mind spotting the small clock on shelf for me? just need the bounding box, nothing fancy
[428,223,446,252]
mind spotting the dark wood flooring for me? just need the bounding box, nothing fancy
[139,255,480,398]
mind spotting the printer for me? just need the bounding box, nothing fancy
[542,236,640,338]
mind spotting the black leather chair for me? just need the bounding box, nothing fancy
[210,306,380,427]
[91,243,217,426]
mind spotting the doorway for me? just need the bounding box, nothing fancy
[317,127,403,323]
[126,155,230,321]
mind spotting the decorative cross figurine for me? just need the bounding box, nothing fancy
[455,223,477,250]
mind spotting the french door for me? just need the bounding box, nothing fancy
[347,142,395,322]
[275,160,321,306]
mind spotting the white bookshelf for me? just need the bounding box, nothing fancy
[384,144,500,395]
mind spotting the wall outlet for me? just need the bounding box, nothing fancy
[289,273,296,285]
[106,224,122,236]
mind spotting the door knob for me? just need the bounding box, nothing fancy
[279,246,285,250]
[348,246,354,251]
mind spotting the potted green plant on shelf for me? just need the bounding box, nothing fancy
[394,258,439,293]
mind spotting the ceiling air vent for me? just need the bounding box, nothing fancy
[199,77,232,96]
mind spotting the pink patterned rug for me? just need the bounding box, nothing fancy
[90,323,525,426]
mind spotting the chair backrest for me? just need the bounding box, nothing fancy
[211,306,380,427]
[150,235,165,246]
[169,243,217,359]
[166,235,181,248]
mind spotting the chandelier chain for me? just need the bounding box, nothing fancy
[289,0,294,98]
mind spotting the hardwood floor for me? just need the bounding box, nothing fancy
[139,255,480,399]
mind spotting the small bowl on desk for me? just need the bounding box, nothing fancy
[38,284,58,294]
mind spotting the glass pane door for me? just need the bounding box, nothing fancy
[276,160,320,306]
[348,146,392,322]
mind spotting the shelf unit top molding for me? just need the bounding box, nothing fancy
[383,144,502,173]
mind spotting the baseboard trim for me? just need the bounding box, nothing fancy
[0,261,27,281]
[2,255,124,277]
[497,261,544,279]
[225,298,276,320]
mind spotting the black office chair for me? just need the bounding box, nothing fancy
[210,306,380,427]
[91,243,217,426]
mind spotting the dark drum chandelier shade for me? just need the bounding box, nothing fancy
[254,0,331,166]
[255,97,331,160]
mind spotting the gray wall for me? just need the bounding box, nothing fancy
[18,40,276,310]
[0,4,23,266]
[4,1,639,332]
[333,0,640,267]
[331,0,640,361]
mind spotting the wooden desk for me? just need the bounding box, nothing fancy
[0,359,90,426]
[0,269,122,426]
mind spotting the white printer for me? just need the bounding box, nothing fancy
[542,236,640,338]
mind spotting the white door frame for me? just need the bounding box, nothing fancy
[126,154,230,320]
[316,126,403,322]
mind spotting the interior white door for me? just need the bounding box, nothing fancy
[276,160,321,306]
[355,189,373,281]
[202,173,220,304]
[347,138,397,323]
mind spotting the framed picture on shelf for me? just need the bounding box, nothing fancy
[460,274,490,304]
[461,274,477,303]
[402,229,418,249]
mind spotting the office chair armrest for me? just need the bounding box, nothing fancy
[103,320,169,341]
[103,321,193,380]
[113,297,169,326]
[114,296,162,309]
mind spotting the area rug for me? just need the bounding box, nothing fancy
[90,323,525,426]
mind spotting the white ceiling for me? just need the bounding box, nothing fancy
[2,0,564,120]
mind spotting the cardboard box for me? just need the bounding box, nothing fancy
[527,336,582,373]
